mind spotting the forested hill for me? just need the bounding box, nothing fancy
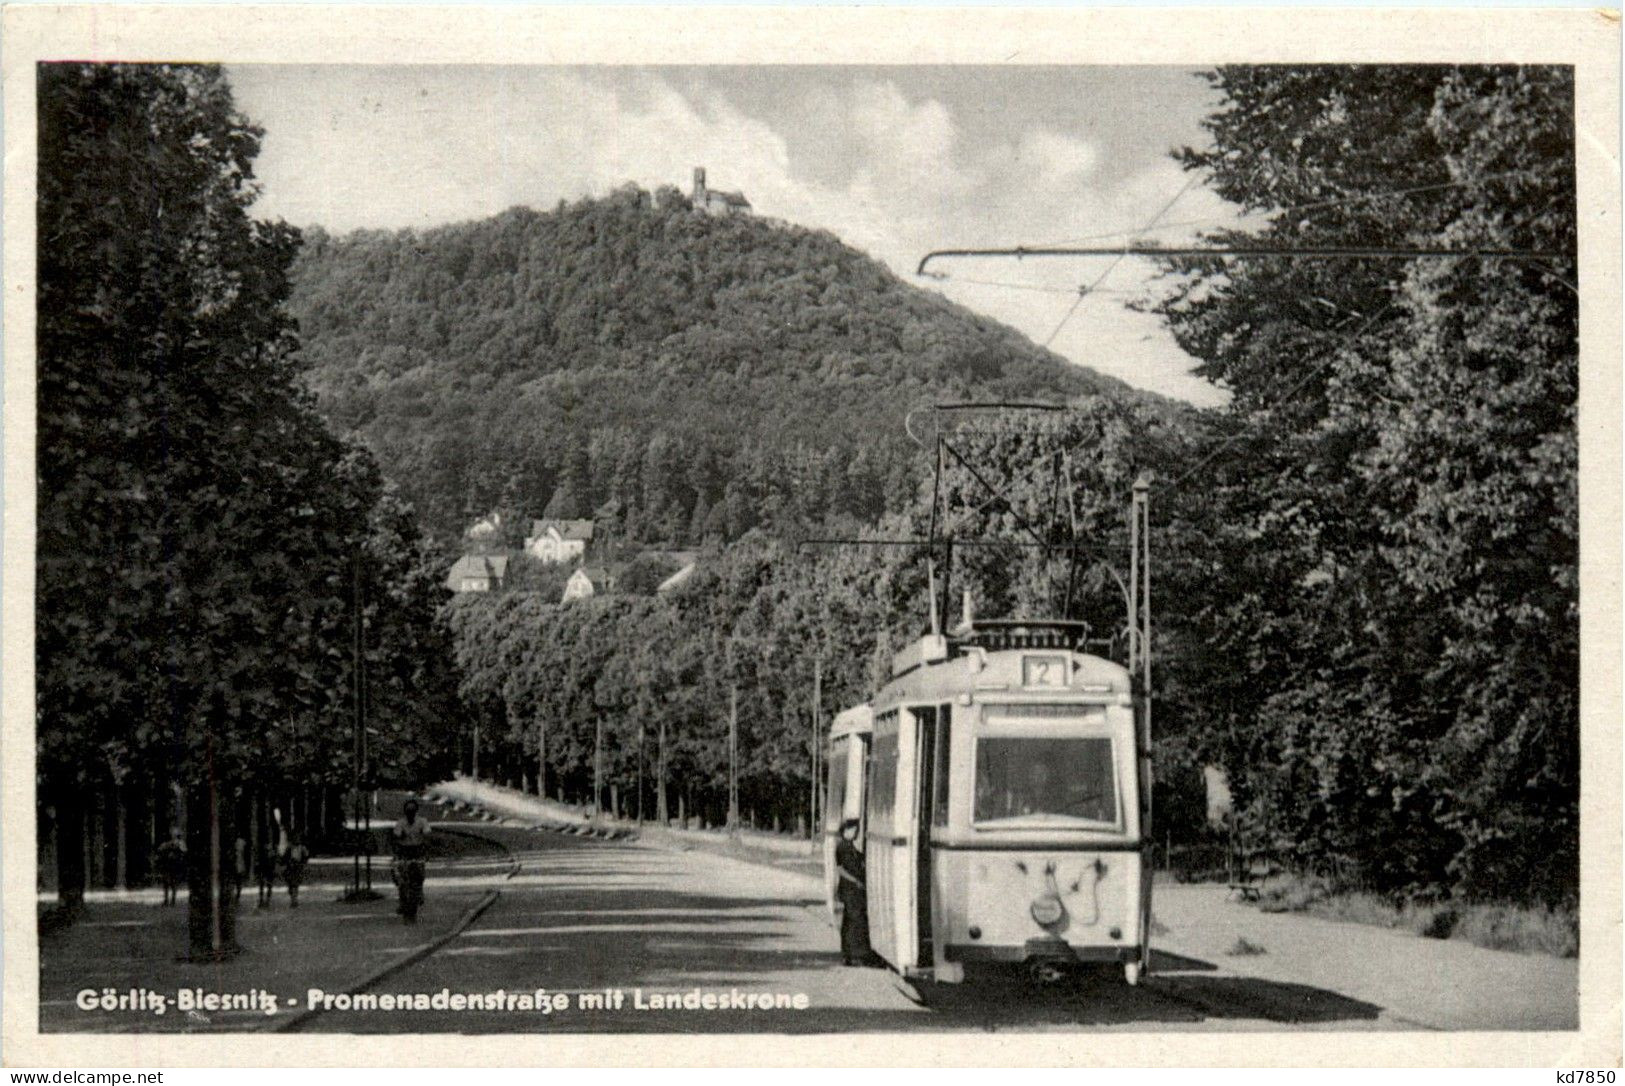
[288,184,1156,544]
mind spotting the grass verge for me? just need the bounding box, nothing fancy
[1253,875,1577,958]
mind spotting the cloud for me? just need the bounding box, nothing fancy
[232,66,1235,405]
[1015,129,1100,192]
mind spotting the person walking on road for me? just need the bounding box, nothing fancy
[391,798,432,918]
[282,830,309,908]
[155,829,185,906]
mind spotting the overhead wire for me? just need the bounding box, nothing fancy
[1035,168,1542,249]
[1165,300,1399,492]
[1041,172,1203,348]
[933,276,1123,296]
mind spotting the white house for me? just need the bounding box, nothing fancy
[465,512,503,541]
[445,554,509,593]
[525,519,594,564]
[561,566,613,603]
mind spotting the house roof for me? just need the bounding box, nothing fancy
[465,513,502,538]
[445,553,509,588]
[707,189,751,208]
[530,518,595,542]
[575,565,612,588]
[643,549,699,567]
[655,563,697,594]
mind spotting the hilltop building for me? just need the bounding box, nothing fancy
[692,167,751,217]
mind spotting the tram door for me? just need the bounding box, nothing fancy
[913,707,938,969]
[867,708,917,971]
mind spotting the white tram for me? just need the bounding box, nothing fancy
[822,703,873,923]
[825,619,1152,985]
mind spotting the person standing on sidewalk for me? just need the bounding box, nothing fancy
[834,819,872,966]
[282,831,310,908]
[231,835,249,904]
[256,833,279,908]
[155,829,185,906]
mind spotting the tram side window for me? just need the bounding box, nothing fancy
[870,727,898,827]
[825,738,849,833]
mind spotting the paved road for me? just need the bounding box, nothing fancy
[296,796,1398,1033]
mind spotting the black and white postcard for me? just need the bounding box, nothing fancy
[2,4,1619,1069]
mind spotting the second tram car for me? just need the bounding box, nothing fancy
[823,703,873,924]
[825,619,1152,985]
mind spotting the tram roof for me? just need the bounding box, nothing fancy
[875,629,1132,708]
[829,703,873,739]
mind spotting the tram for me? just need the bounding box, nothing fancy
[817,402,1154,985]
[824,617,1151,985]
[822,703,873,923]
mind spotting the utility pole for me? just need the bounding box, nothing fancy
[657,717,668,824]
[536,711,546,799]
[593,717,604,819]
[351,550,364,898]
[809,654,821,842]
[728,686,739,834]
[361,624,372,893]
[636,723,645,826]
[1131,473,1153,839]
[471,719,480,783]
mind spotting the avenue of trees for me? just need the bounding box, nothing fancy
[36,64,460,957]
[437,65,1578,914]
[37,59,1578,959]
[441,396,1198,838]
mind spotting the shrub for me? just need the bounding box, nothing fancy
[1450,904,1578,958]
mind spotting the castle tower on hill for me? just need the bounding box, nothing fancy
[692,166,752,217]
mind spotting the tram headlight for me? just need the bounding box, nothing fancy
[1030,896,1064,927]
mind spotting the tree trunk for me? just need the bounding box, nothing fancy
[86,793,102,889]
[115,783,129,889]
[185,777,238,961]
[51,771,85,908]
[537,715,547,799]
[657,719,668,824]
[592,718,603,818]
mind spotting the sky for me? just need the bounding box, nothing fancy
[228,65,1244,406]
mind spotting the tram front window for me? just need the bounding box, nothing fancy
[974,737,1117,825]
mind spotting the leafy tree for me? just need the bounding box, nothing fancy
[286,188,1164,546]
[37,63,459,956]
[1148,65,1577,903]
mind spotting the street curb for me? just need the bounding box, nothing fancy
[267,888,500,1033]
[425,787,640,844]
[434,825,522,880]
